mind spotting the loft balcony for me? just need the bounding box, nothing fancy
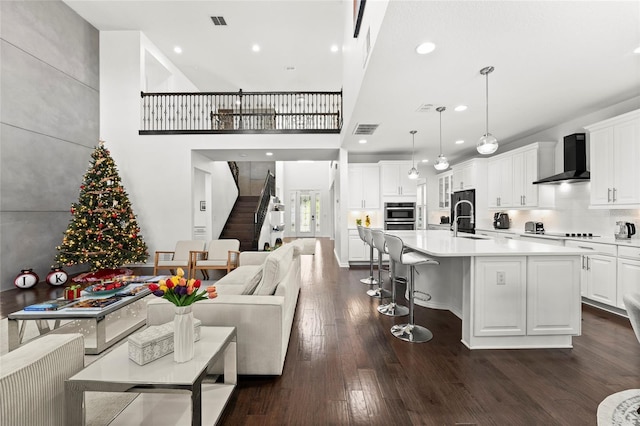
[139,90,342,135]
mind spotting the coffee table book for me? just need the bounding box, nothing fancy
[23,299,75,311]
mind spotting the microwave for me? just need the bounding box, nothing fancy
[384,202,416,221]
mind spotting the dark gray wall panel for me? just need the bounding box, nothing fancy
[1,41,99,145]
[0,0,99,292]
[0,211,86,291]
[1,124,92,211]
[0,0,99,90]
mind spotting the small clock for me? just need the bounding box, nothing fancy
[14,269,40,289]
[46,266,68,286]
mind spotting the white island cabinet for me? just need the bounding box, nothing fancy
[388,230,587,350]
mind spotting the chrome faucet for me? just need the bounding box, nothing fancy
[452,199,475,237]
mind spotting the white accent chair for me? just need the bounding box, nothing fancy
[153,240,205,277]
[190,239,241,280]
[0,334,84,426]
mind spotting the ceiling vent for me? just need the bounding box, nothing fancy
[416,103,433,113]
[211,16,227,26]
[353,123,379,135]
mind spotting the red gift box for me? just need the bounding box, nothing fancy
[64,286,81,300]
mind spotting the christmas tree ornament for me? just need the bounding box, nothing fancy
[46,266,68,286]
[14,269,40,289]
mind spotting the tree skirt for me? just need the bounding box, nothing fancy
[72,268,134,283]
[597,389,640,425]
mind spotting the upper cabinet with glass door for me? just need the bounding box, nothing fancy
[437,171,453,209]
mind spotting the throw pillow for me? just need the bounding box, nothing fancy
[242,264,263,295]
[253,244,294,295]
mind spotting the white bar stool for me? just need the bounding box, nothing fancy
[368,229,393,300]
[371,229,409,317]
[384,233,438,343]
[357,225,378,285]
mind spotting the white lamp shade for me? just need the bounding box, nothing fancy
[408,167,419,179]
[434,154,449,171]
[477,133,498,155]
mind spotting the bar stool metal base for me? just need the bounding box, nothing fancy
[377,302,409,317]
[366,287,392,299]
[360,277,378,285]
[391,323,433,343]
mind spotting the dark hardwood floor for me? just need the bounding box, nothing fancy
[218,238,639,425]
[2,238,638,424]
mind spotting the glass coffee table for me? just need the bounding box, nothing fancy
[65,326,237,426]
[7,283,153,354]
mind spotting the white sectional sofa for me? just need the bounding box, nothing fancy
[147,240,302,375]
[0,333,85,426]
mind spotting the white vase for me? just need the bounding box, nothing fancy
[173,305,195,363]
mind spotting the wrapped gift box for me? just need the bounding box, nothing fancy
[128,318,201,365]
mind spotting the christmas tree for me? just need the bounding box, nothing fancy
[55,141,148,271]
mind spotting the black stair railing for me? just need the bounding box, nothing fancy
[253,171,276,250]
[227,161,239,190]
[140,89,342,134]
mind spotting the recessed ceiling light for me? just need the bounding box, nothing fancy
[239,153,248,157]
[634,46,640,54]
[330,45,339,53]
[252,44,260,52]
[421,159,429,163]
[285,66,296,71]
[174,46,182,54]
[415,42,436,55]
[455,140,465,144]
[359,139,367,144]
[454,105,467,112]
[265,152,273,156]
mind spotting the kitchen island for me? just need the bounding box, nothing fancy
[389,230,589,349]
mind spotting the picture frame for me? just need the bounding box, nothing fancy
[199,201,206,211]
[353,0,366,38]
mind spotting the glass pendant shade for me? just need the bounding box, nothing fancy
[477,66,498,155]
[408,166,419,179]
[408,130,419,179]
[477,133,498,154]
[434,154,449,170]
[433,106,449,171]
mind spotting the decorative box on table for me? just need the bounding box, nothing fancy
[128,319,202,365]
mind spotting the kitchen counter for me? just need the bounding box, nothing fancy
[390,230,587,257]
[476,228,640,247]
[386,230,585,350]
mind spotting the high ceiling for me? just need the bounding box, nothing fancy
[64,0,640,164]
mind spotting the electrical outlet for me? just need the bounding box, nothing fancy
[497,271,506,285]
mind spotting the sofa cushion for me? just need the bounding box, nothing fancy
[254,244,294,295]
[215,264,263,295]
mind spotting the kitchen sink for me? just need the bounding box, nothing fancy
[456,235,486,240]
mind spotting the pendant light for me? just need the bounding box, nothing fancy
[408,130,419,179]
[477,66,498,155]
[434,106,449,171]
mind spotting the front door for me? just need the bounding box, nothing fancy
[289,190,320,237]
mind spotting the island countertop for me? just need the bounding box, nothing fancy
[388,230,589,257]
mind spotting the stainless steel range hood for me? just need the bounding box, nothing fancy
[533,133,589,184]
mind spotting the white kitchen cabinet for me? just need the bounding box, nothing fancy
[486,142,555,209]
[473,257,527,336]
[617,246,640,309]
[451,159,487,191]
[587,110,640,208]
[527,256,581,335]
[348,229,377,262]
[348,164,380,209]
[565,240,617,303]
[379,161,417,197]
[487,155,513,208]
[437,171,453,209]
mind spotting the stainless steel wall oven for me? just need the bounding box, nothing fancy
[384,202,416,230]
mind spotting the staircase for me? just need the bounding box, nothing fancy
[220,196,259,251]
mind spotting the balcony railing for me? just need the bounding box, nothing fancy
[140,90,342,134]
